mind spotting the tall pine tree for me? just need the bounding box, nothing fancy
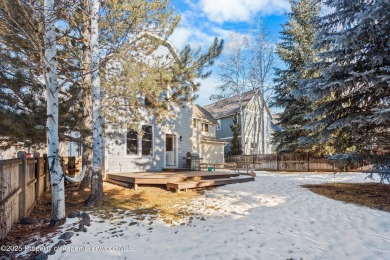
[297,0,390,161]
[272,0,320,153]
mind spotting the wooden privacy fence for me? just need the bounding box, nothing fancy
[226,153,372,172]
[0,152,50,241]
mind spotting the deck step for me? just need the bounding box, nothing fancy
[183,172,239,181]
[166,176,255,192]
[105,178,133,188]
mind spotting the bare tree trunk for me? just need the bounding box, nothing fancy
[87,0,103,206]
[254,91,261,154]
[261,95,265,154]
[44,0,65,225]
[79,0,93,190]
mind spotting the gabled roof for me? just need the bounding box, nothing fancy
[203,90,256,119]
[193,104,218,125]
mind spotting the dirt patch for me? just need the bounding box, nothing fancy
[302,182,390,212]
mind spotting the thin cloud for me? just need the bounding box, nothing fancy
[199,0,290,23]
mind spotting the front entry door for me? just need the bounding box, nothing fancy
[166,135,176,167]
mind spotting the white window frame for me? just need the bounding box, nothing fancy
[217,119,221,130]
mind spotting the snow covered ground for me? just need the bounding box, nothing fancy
[23,172,390,259]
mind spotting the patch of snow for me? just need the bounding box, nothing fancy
[19,172,390,259]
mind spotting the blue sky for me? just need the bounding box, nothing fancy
[169,0,290,106]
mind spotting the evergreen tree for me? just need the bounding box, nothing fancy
[272,0,320,153]
[230,113,242,155]
[297,0,390,160]
[0,1,81,150]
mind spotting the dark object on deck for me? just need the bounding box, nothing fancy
[184,152,202,171]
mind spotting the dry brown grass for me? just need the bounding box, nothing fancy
[302,182,390,212]
[29,181,203,223]
[96,182,202,222]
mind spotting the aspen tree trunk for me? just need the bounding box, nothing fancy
[87,0,104,205]
[44,0,66,224]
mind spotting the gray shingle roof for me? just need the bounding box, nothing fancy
[203,90,256,119]
[193,104,218,124]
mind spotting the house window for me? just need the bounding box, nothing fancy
[141,125,153,156]
[127,125,154,156]
[126,128,138,155]
[217,119,221,130]
[202,123,209,132]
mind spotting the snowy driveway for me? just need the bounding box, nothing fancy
[45,173,390,259]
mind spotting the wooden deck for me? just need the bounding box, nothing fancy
[105,171,255,192]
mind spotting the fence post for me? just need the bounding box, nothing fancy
[276,153,279,171]
[307,153,310,172]
[34,152,41,202]
[17,151,27,218]
[0,160,3,241]
[43,154,49,191]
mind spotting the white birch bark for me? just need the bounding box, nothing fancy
[89,0,103,204]
[44,0,65,223]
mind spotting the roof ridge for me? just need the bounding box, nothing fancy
[201,90,258,119]
[193,104,218,124]
[204,89,256,109]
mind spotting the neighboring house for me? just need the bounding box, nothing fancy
[103,36,193,173]
[204,90,274,155]
[192,105,225,163]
